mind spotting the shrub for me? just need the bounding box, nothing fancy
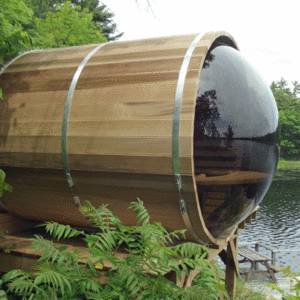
[1,199,223,299]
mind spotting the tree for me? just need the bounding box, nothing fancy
[24,0,123,41]
[0,0,33,98]
[271,78,300,158]
[0,0,33,62]
[194,89,221,139]
[279,109,300,157]
[292,80,300,96]
[32,1,107,48]
[270,78,300,112]
[224,125,234,140]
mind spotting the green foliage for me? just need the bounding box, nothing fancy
[271,78,300,159]
[235,277,268,300]
[32,1,107,49]
[0,0,33,104]
[267,266,300,299]
[0,58,2,98]
[1,199,223,299]
[277,159,300,170]
[191,266,227,300]
[0,231,16,254]
[279,109,300,157]
[271,78,300,112]
[0,169,12,199]
[0,0,33,62]
[24,0,122,41]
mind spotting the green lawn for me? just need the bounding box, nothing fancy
[277,159,300,170]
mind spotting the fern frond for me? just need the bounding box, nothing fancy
[174,242,208,260]
[29,235,60,263]
[82,201,122,230]
[89,283,120,300]
[113,265,141,297]
[6,277,37,296]
[129,198,150,226]
[55,249,79,269]
[98,231,118,253]
[167,229,187,242]
[34,262,72,296]
[43,222,83,240]
[1,269,29,283]
[183,285,214,300]
[82,202,107,224]
[80,277,102,293]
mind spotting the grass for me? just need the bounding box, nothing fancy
[277,159,300,170]
[269,158,300,182]
[234,278,269,300]
[213,262,269,299]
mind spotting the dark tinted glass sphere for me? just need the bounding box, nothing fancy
[194,45,279,238]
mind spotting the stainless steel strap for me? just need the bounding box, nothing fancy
[0,50,40,75]
[172,33,205,244]
[61,43,108,204]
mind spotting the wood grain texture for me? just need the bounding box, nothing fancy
[0,32,239,245]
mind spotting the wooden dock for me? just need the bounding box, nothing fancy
[238,246,278,282]
[238,242,300,283]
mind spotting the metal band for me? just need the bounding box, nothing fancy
[172,33,205,244]
[61,43,108,199]
[0,50,41,76]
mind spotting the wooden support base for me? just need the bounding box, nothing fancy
[224,235,239,300]
[0,212,37,235]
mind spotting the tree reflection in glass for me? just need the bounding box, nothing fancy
[194,42,279,238]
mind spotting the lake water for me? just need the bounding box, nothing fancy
[238,165,300,274]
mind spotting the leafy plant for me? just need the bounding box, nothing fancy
[0,231,16,254]
[1,199,223,299]
[24,0,123,41]
[33,1,107,49]
[234,277,269,300]
[0,0,33,62]
[271,78,300,159]
[267,266,300,300]
[0,169,12,199]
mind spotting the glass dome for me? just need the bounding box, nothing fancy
[194,43,279,238]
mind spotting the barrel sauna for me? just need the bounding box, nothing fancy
[0,31,279,246]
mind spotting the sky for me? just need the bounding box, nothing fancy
[106,0,299,89]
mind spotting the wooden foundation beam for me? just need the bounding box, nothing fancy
[0,213,37,235]
[225,235,239,300]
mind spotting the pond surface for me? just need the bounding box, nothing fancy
[238,165,300,273]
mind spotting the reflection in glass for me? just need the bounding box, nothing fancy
[194,44,279,238]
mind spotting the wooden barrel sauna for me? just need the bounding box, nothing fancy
[0,31,279,246]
